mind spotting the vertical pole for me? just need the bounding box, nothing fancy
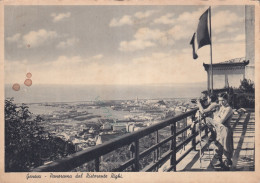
[225,74,228,88]
[198,112,203,168]
[134,140,140,171]
[209,7,213,94]
[192,114,197,150]
[243,66,246,79]
[170,123,177,171]
[156,130,160,159]
[95,157,100,172]
[207,71,210,93]
[204,118,209,137]
[154,131,159,171]
[129,144,135,171]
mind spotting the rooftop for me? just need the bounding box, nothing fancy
[203,57,249,71]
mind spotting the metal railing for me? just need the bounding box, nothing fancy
[33,107,208,172]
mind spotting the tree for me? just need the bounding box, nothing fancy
[239,78,255,93]
[5,98,75,172]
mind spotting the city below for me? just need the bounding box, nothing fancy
[26,97,196,164]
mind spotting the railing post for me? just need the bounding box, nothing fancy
[170,123,176,171]
[134,140,140,171]
[204,118,209,137]
[192,125,197,151]
[153,130,160,171]
[94,157,100,172]
[191,114,197,150]
[156,130,160,159]
[129,144,135,171]
[184,118,187,140]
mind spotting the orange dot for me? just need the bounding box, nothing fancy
[12,83,20,91]
[24,79,32,87]
[26,72,32,78]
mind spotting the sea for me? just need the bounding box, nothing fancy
[5,83,207,104]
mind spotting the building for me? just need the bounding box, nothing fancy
[126,123,135,132]
[112,124,126,132]
[203,58,249,89]
[203,5,255,91]
[96,135,103,145]
[245,5,255,82]
[102,122,112,130]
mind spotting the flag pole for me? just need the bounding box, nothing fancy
[209,7,213,94]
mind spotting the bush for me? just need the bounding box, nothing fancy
[239,79,255,93]
[5,98,75,172]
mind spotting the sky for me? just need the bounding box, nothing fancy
[5,5,246,86]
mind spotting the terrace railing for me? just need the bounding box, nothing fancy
[33,107,208,172]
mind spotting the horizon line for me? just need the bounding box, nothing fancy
[5,81,207,86]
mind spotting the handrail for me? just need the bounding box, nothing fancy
[32,108,200,172]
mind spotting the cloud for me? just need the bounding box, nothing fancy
[109,10,157,27]
[109,15,133,27]
[234,34,245,41]
[43,52,198,85]
[153,8,243,44]
[176,8,205,26]
[149,8,207,46]
[196,41,245,63]
[119,27,170,52]
[118,7,242,53]
[51,56,83,68]
[119,24,192,52]
[132,52,170,64]
[167,25,191,41]
[91,54,104,60]
[212,42,245,62]
[6,33,21,43]
[134,27,165,41]
[153,13,175,25]
[56,37,79,49]
[22,29,58,48]
[5,40,244,85]
[134,10,157,19]
[5,59,33,84]
[165,8,242,36]
[119,39,155,52]
[130,51,207,84]
[153,8,205,27]
[215,33,245,43]
[5,59,28,72]
[227,27,240,33]
[212,10,243,34]
[51,12,71,22]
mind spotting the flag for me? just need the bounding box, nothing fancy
[190,33,198,59]
[190,9,211,59]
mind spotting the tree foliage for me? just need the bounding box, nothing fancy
[239,78,255,93]
[5,98,75,172]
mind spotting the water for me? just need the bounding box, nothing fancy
[5,83,206,103]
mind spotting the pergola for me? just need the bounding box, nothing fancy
[203,58,249,91]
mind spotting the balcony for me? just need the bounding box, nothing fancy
[32,108,255,172]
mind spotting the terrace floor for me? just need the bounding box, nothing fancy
[175,110,255,171]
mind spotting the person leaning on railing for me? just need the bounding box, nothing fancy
[196,93,220,142]
[204,93,234,170]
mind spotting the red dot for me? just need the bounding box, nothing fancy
[24,79,32,87]
[26,72,32,78]
[12,83,20,91]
